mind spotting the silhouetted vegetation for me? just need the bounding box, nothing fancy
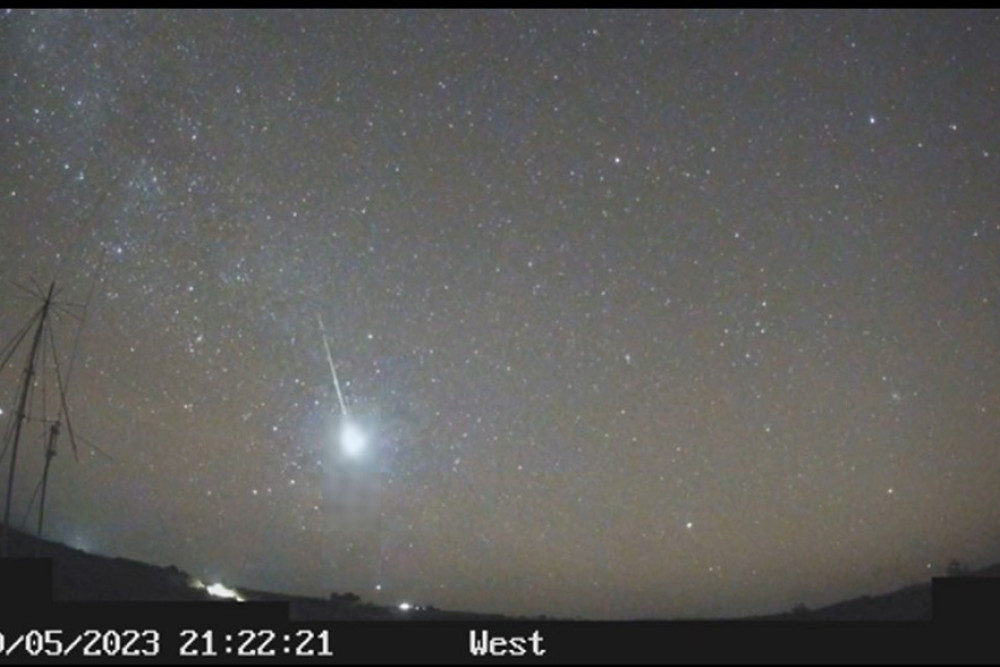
[329,591,361,606]
[946,559,970,577]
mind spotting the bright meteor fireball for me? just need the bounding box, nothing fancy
[339,418,368,459]
[318,314,371,460]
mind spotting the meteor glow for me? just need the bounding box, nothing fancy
[318,314,372,459]
[339,418,368,458]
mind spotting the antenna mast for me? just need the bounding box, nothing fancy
[37,421,59,537]
[2,281,55,557]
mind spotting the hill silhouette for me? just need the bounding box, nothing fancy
[5,526,990,621]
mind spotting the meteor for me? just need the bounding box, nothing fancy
[318,314,368,459]
[317,314,348,417]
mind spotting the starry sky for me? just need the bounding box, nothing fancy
[1,9,999,620]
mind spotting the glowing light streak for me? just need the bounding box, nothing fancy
[317,314,348,417]
[317,314,370,458]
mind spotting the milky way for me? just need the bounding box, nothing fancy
[1,10,999,619]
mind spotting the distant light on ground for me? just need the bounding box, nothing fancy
[398,602,413,611]
[206,582,244,601]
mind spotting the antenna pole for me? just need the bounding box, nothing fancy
[2,281,55,557]
[37,421,59,538]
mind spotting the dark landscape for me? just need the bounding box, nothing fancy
[7,525,984,622]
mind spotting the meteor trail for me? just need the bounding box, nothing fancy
[317,314,348,417]
[317,315,369,459]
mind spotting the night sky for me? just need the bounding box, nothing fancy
[2,9,999,620]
